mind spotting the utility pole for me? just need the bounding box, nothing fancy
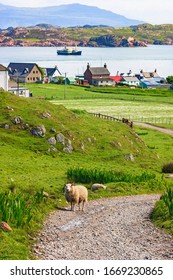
[64,72,67,99]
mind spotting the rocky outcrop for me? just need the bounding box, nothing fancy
[0,25,173,47]
[87,35,147,47]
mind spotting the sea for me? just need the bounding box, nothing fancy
[0,45,173,78]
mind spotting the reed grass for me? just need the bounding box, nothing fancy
[66,167,155,184]
[0,189,46,228]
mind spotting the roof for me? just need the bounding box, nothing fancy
[44,66,61,77]
[122,76,140,82]
[0,64,8,71]
[88,67,110,76]
[110,76,123,82]
[141,71,160,78]
[8,63,39,76]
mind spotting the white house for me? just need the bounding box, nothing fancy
[121,76,140,87]
[8,86,31,97]
[43,65,62,83]
[0,64,8,91]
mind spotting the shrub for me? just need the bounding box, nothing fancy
[162,162,173,173]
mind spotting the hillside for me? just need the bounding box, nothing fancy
[0,3,143,29]
[0,90,160,191]
[0,90,165,259]
[0,23,172,47]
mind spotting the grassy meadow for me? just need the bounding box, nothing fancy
[0,84,173,259]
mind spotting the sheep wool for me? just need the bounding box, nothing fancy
[64,183,88,211]
[91,183,107,191]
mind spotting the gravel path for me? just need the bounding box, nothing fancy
[34,194,173,260]
[134,122,173,136]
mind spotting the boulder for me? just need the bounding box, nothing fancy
[13,116,22,124]
[48,146,58,152]
[47,136,56,145]
[30,125,46,137]
[55,133,65,145]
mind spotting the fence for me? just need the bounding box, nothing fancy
[90,113,133,128]
[90,113,173,125]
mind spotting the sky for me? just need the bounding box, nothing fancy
[0,0,173,24]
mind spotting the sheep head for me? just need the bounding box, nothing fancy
[64,183,74,194]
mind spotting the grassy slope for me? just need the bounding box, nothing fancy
[0,89,172,259]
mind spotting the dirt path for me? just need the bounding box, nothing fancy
[34,194,173,260]
[134,122,173,136]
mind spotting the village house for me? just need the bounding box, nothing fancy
[8,86,31,97]
[43,65,62,83]
[0,64,8,91]
[110,75,123,85]
[84,63,113,86]
[121,76,140,87]
[8,62,42,83]
[138,69,168,89]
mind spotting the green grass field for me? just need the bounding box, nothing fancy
[27,84,173,126]
[1,85,173,259]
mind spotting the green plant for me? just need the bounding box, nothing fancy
[66,167,155,184]
[162,162,173,173]
[0,189,47,228]
[162,187,173,217]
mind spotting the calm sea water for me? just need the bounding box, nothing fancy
[0,45,173,77]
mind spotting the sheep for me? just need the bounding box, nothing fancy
[64,183,88,211]
[91,183,107,192]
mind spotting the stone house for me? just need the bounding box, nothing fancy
[84,63,111,85]
[0,64,8,91]
[8,62,42,83]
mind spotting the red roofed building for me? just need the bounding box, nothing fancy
[110,76,123,84]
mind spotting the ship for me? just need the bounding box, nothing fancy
[57,46,82,56]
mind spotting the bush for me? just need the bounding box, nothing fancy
[162,162,173,173]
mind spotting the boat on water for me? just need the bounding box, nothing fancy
[57,46,82,56]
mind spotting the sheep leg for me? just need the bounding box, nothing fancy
[81,201,85,211]
[71,202,75,211]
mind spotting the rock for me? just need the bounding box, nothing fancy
[7,106,14,111]
[0,221,12,232]
[55,133,65,145]
[30,125,46,137]
[63,139,73,153]
[43,191,49,198]
[13,116,22,124]
[125,153,134,161]
[80,142,85,151]
[47,137,56,145]
[91,183,107,191]
[50,128,56,133]
[48,146,58,153]
[4,124,10,129]
[42,112,51,118]
[63,147,73,154]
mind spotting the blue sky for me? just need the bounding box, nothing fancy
[0,0,173,24]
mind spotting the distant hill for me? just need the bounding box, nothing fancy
[0,3,144,28]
